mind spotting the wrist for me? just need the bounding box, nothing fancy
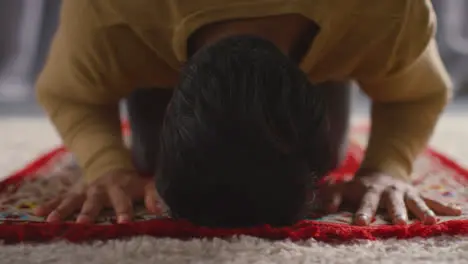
[359,153,413,180]
[84,157,136,183]
[356,165,411,182]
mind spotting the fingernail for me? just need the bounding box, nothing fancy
[33,208,44,216]
[423,210,437,225]
[150,204,163,215]
[449,203,462,211]
[394,215,407,226]
[117,215,130,223]
[327,204,338,214]
[46,211,61,222]
[426,210,436,218]
[76,215,91,224]
[355,214,369,226]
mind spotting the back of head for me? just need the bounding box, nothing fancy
[156,35,332,227]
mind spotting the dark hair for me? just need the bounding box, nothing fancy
[156,35,332,227]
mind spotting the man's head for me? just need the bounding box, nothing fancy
[156,35,332,227]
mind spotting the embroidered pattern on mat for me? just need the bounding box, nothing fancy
[0,128,466,225]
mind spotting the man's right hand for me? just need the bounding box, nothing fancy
[34,171,162,223]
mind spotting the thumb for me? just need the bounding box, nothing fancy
[144,181,163,215]
[316,182,344,212]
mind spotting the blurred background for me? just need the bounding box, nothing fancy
[0,0,467,116]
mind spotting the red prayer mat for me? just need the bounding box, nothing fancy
[0,125,467,244]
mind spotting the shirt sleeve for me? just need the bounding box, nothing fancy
[356,0,453,180]
[35,0,169,181]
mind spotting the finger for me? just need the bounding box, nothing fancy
[384,188,408,225]
[423,198,462,216]
[144,182,162,215]
[34,198,62,216]
[405,193,437,225]
[325,191,342,214]
[47,194,85,222]
[354,187,382,226]
[76,188,105,224]
[317,183,342,213]
[107,186,133,223]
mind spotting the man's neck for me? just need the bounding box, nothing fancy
[187,14,317,63]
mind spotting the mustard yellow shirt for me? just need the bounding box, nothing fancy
[36,0,452,182]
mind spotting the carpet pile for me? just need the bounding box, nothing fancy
[0,116,467,263]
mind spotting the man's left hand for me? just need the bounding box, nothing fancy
[318,169,462,225]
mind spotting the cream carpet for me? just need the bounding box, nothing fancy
[0,113,467,264]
